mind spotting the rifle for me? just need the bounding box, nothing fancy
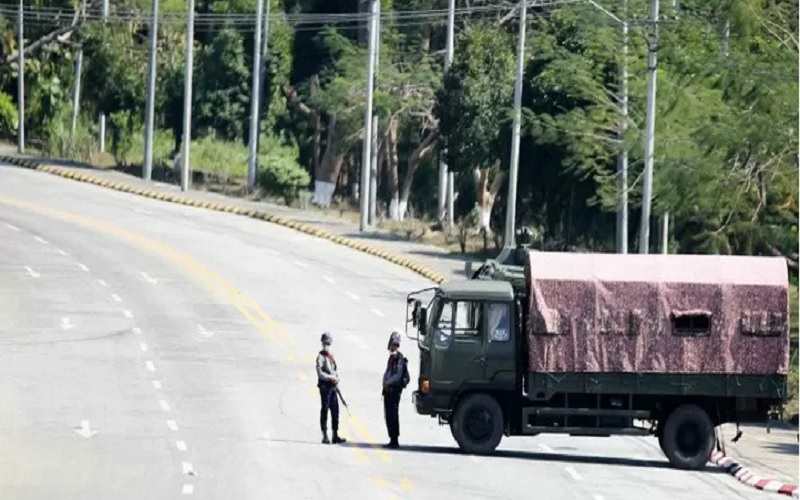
[335,387,351,416]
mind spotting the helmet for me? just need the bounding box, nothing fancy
[321,332,333,345]
[387,330,401,349]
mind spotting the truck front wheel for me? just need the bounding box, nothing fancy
[661,404,715,470]
[451,393,504,455]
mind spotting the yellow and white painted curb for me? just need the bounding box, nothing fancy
[1,155,447,284]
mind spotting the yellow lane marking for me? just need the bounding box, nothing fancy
[296,371,308,381]
[401,478,413,491]
[1,195,406,488]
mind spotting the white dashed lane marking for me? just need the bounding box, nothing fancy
[176,441,187,451]
[564,466,583,481]
[145,361,155,372]
[323,275,335,284]
[153,380,163,390]
[139,342,148,352]
[167,420,178,431]
[182,462,194,475]
[133,327,142,335]
[293,260,309,268]
[182,483,194,495]
[111,293,122,302]
[5,223,20,231]
[24,266,40,278]
[346,292,360,301]
[159,400,171,411]
[34,236,49,245]
[371,308,385,318]
[56,249,69,256]
[77,263,89,272]
[97,279,108,287]
[122,310,133,318]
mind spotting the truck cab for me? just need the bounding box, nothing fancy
[408,280,518,425]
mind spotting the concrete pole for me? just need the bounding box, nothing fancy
[180,0,196,192]
[438,0,455,225]
[256,0,272,156]
[70,49,83,138]
[99,0,109,152]
[359,0,379,231]
[502,0,528,250]
[637,0,659,254]
[143,0,159,181]
[660,212,669,254]
[17,0,24,153]
[447,171,455,227]
[369,7,381,224]
[616,0,629,254]
[246,0,265,190]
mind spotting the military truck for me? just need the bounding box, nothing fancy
[405,249,790,470]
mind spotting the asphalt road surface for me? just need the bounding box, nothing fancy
[0,164,769,500]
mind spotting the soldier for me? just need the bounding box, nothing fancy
[382,331,409,449]
[316,332,346,445]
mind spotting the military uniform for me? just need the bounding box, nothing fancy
[316,332,346,444]
[382,331,408,448]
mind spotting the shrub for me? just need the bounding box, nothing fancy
[0,92,18,139]
[257,135,310,204]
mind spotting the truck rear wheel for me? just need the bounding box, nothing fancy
[451,393,504,455]
[661,404,715,470]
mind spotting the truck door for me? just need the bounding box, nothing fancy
[430,299,485,390]
[481,302,516,387]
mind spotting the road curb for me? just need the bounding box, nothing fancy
[1,155,447,284]
[710,450,799,497]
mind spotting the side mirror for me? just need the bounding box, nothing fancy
[418,307,428,336]
[411,300,421,326]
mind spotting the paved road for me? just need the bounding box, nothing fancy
[0,165,768,500]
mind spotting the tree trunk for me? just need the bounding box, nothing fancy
[386,119,402,221]
[313,114,347,208]
[397,129,437,221]
[474,168,507,233]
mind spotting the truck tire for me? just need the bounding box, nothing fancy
[661,404,715,470]
[451,393,504,455]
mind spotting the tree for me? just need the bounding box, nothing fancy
[435,22,515,233]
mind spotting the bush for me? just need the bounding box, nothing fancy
[0,92,18,139]
[190,136,248,182]
[40,103,97,164]
[116,127,174,169]
[257,135,310,204]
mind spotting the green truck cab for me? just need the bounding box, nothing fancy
[406,249,789,470]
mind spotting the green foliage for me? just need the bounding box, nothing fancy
[195,29,251,142]
[257,135,311,204]
[435,23,516,172]
[0,91,17,138]
[40,103,97,164]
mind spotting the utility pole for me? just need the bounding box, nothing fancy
[369,9,381,224]
[70,50,83,137]
[256,0,272,156]
[438,0,456,225]
[637,0,659,254]
[246,0,266,190]
[660,212,669,253]
[501,0,528,254]
[180,0,196,192]
[16,0,24,153]
[359,0,379,231]
[616,0,629,254]
[99,0,109,152]
[70,0,87,139]
[143,0,160,181]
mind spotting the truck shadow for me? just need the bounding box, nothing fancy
[342,442,725,473]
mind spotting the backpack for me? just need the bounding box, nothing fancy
[400,354,410,389]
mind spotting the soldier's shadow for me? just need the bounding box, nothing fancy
[341,441,724,473]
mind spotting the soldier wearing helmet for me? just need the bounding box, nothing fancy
[381,330,409,449]
[317,332,346,444]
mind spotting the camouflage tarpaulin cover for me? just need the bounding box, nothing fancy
[524,251,790,375]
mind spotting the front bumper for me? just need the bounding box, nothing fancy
[412,390,435,416]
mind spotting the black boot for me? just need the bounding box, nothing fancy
[322,431,330,444]
[332,431,346,444]
[383,438,399,449]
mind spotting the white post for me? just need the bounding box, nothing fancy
[438,0,456,225]
[70,49,83,138]
[17,0,24,153]
[99,0,109,152]
[660,212,669,254]
[246,0,265,190]
[638,0,660,254]
[180,0,196,192]
[502,0,528,250]
[616,0,629,254]
[359,0,379,231]
[143,0,160,181]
